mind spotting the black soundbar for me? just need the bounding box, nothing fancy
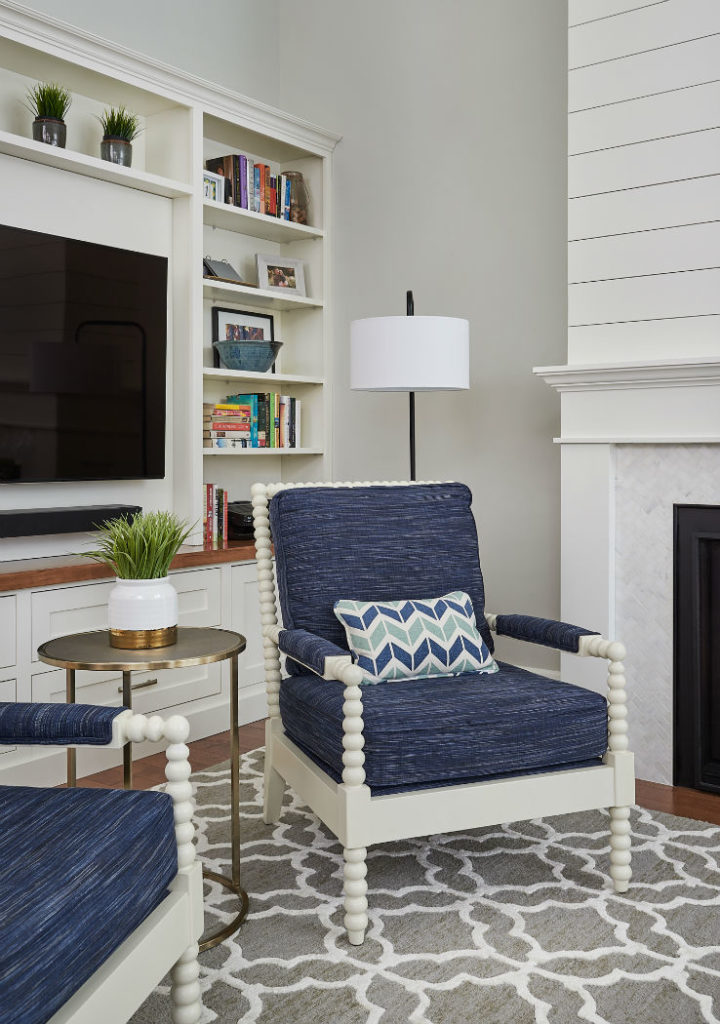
[0,504,141,539]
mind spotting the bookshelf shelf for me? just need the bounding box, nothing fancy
[203,368,324,386]
[0,128,193,198]
[202,199,324,242]
[203,447,323,456]
[202,278,323,311]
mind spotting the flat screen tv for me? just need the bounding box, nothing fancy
[0,224,168,483]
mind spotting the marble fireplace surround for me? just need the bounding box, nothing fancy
[534,358,720,785]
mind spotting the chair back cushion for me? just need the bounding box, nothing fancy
[270,483,493,673]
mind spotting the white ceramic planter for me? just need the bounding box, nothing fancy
[108,576,178,649]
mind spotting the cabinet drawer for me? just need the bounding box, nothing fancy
[31,660,221,715]
[0,595,16,669]
[171,568,222,627]
[31,568,222,659]
[31,580,115,657]
[0,675,17,756]
[230,564,264,692]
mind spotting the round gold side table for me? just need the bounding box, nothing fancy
[37,626,248,951]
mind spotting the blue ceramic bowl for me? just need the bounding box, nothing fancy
[213,339,282,373]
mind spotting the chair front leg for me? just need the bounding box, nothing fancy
[580,636,633,893]
[343,847,368,945]
[171,942,201,1024]
[338,660,369,943]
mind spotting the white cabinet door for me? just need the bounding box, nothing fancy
[0,595,16,669]
[230,564,264,692]
[31,579,116,658]
[31,568,222,659]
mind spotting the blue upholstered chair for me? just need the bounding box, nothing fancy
[0,702,203,1024]
[252,481,634,945]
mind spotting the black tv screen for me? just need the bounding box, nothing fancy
[0,224,168,483]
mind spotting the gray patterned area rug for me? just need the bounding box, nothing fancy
[132,748,720,1024]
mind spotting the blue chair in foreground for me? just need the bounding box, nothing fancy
[251,481,634,945]
[0,703,203,1024]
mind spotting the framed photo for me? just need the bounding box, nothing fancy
[203,170,225,204]
[211,307,275,369]
[256,254,306,296]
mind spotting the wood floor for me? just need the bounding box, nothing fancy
[80,720,720,827]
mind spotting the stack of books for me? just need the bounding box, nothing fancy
[205,154,291,219]
[203,483,228,548]
[203,394,301,450]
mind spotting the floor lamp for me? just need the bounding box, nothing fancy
[350,291,469,480]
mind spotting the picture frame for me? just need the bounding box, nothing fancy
[211,307,275,369]
[256,254,306,296]
[203,170,225,204]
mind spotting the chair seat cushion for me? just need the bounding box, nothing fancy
[0,785,177,1024]
[279,661,608,791]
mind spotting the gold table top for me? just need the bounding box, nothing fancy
[37,626,246,672]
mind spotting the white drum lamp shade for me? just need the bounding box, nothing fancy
[350,316,469,391]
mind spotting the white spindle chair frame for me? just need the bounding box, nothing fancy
[49,712,204,1024]
[252,480,635,946]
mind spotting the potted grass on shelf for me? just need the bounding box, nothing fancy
[27,81,71,148]
[83,511,192,650]
[99,105,141,166]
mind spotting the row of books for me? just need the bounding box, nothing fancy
[203,394,302,450]
[205,154,291,219]
[203,483,228,548]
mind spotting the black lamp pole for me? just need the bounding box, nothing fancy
[407,289,416,481]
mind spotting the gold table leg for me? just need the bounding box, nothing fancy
[122,670,132,789]
[200,652,249,951]
[66,667,76,787]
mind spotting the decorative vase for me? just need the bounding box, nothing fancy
[283,170,309,224]
[101,137,132,166]
[32,117,66,147]
[107,577,178,649]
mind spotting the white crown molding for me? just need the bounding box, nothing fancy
[534,357,720,392]
[0,0,341,155]
[552,435,720,444]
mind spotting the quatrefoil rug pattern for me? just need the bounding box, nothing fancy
[132,749,720,1024]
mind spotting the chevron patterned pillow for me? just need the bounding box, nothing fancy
[333,590,498,685]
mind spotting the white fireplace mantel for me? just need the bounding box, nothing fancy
[533,357,720,445]
[534,355,720,785]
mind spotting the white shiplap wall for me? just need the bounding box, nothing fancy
[568,0,720,362]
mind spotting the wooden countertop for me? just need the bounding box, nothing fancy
[0,539,257,593]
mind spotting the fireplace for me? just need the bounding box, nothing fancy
[674,504,720,793]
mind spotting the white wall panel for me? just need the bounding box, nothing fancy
[569,221,720,281]
[569,0,720,67]
[569,175,720,239]
[569,80,720,155]
[569,34,720,110]
[569,268,720,325]
[568,316,720,362]
[569,129,720,197]
[569,1,668,27]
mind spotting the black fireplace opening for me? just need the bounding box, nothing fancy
[674,504,720,792]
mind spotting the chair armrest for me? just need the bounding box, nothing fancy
[264,625,356,681]
[484,612,601,654]
[485,613,626,662]
[0,702,128,747]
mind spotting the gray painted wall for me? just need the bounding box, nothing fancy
[274,1,568,669]
[22,0,567,669]
[21,0,282,103]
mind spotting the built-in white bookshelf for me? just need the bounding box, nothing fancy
[0,2,338,548]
